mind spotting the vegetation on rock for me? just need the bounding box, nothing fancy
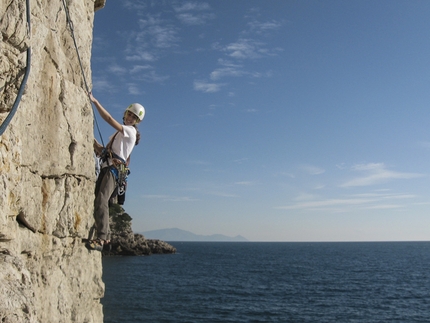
[105,204,176,256]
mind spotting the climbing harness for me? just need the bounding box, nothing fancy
[100,132,130,196]
[61,0,105,146]
[0,0,31,136]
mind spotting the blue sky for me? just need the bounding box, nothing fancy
[90,0,430,241]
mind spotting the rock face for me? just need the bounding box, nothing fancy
[1,1,106,322]
[104,204,176,256]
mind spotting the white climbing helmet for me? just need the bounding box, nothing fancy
[125,103,145,122]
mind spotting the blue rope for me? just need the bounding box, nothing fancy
[0,0,31,136]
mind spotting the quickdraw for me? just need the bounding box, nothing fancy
[116,163,130,196]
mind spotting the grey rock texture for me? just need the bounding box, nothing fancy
[1,0,106,322]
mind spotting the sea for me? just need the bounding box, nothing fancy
[101,242,430,323]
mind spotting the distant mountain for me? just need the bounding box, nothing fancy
[141,228,248,242]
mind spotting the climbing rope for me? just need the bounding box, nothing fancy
[61,0,105,146]
[0,0,32,136]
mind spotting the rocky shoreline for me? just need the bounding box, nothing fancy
[101,204,176,256]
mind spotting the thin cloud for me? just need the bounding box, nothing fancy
[300,164,325,175]
[217,58,242,67]
[174,2,211,12]
[341,163,424,187]
[91,77,114,92]
[207,191,238,198]
[124,14,179,64]
[210,60,243,80]
[209,59,267,81]
[276,197,375,210]
[277,172,295,178]
[234,181,255,186]
[126,51,157,62]
[144,194,170,199]
[276,191,416,211]
[364,204,404,210]
[248,20,283,34]
[350,192,416,199]
[176,12,215,25]
[122,0,147,12]
[127,84,142,95]
[194,80,223,93]
[210,67,245,80]
[169,196,199,202]
[143,194,198,202]
[137,17,179,49]
[224,38,265,59]
[173,2,214,25]
[137,70,170,83]
[108,64,127,75]
[130,65,153,73]
[294,192,320,201]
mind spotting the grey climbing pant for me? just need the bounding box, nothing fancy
[94,167,116,240]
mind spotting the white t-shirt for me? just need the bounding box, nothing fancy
[110,125,137,161]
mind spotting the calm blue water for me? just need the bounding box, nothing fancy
[102,242,430,323]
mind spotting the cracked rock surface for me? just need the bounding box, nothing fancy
[1,1,106,322]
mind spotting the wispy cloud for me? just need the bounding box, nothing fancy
[248,20,283,34]
[194,80,224,93]
[364,204,404,209]
[138,15,179,49]
[122,0,147,12]
[209,59,268,81]
[92,77,115,92]
[275,192,416,211]
[341,163,424,187]
[143,194,198,202]
[276,197,376,210]
[210,67,246,80]
[300,164,325,175]
[176,12,215,25]
[234,181,255,186]
[126,51,157,62]
[192,12,282,93]
[123,14,179,66]
[223,38,267,59]
[136,70,170,83]
[130,65,153,73]
[174,2,211,12]
[173,2,214,25]
[108,64,127,75]
[127,83,142,95]
[207,191,238,198]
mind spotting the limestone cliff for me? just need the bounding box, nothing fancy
[1,1,106,322]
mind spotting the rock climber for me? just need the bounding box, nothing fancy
[86,92,145,251]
